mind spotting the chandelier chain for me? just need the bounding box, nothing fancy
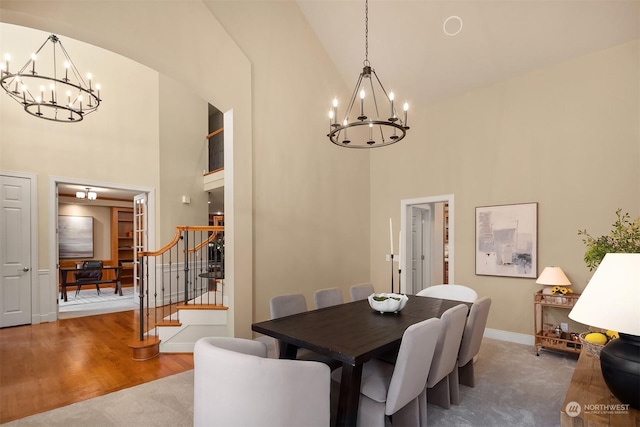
[364,0,369,67]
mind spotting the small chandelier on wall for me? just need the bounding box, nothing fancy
[327,0,409,149]
[0,34,101,122]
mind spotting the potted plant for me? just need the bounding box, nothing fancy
[578,209,640,271]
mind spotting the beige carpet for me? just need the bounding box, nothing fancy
[3,338,576,427]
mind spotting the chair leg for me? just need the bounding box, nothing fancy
[449,362,461,405]
[459,360,475,387]
[418,388,427,427]
[96,284,101,295]
[392,397,420,426]
[427,376,451,409]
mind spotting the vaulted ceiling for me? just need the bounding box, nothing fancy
[298,0,639,109]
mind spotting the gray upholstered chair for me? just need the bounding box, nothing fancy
[416,284,478,303]
[331,317,443,427]
[419,303,468,415]
[349,282,375,301]
[313,287,344,309]
[450,297,492,405]
[194,337,331,427]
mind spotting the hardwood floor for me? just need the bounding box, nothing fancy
[0,309,193,424]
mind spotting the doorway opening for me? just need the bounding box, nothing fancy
[400,194,454,294]
[50,179,155,319]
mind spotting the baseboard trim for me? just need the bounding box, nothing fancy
[484,328,534,346]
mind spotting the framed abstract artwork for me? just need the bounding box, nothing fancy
[58,215,94,258]
[475,202,537,278]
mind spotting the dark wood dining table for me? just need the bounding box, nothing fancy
[251,295,469,427]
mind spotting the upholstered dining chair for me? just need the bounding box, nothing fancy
[269,293,340,369]
[450,297,492,405]
[419,303,468,417]
[349,282,375,301]
[194,337,331,427]
[331,317,443,427]
[313,287,344,309]
[416,284,478,303]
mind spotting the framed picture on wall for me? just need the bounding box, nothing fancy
[475,202,537,278]
[58,215,94,258]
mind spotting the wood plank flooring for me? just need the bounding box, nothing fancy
[0,309,193,423]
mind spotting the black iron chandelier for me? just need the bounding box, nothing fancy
[1,34,101,122]
[327,0,409,148]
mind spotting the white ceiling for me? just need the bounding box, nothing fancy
[297,0,639,108]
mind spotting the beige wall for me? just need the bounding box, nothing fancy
[208,1,371,323]
[370,41,640,335]
[0,1,254,335]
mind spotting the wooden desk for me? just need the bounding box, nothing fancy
[561,350,640,426]
[60,266,122,302]
[252,295,469,427]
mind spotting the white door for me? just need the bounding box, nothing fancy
[133,193,148,299]
[410,206,431,294]
[0,176,32,327]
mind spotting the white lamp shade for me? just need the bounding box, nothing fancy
[536,266,571,286]
[568,253,640,335]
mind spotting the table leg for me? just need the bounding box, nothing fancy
[115,267,123,296]
[279,341,299,360]
[336,363,363,427]
[60,270,69,302]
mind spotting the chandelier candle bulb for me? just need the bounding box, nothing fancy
[333,98,338,125]
[64,61,69,81]
[30,54,36,74]
[4,54,10,73]
[21,85,26,104]
[96,84,101,100]
[359,89,366,119]
[389,92,395,119]
[49,83,55,103]
[403,103,409,128]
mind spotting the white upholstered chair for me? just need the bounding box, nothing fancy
[419,303,469,416]
[349,282,375,301]
[313,287,344,309]
[331,317,443,427]
[450,297,492,405]
[194,337,331,427]
[416,284,478,303]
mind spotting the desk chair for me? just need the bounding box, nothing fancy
[74,260,103,296]
[194,337,330,427]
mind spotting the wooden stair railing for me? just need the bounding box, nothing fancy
[128,225,225,360]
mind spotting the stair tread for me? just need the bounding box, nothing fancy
[176,303,228,310]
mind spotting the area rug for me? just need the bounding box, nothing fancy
[2,338,576,427]
[58,287,137,319]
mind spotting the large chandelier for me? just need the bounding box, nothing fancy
[0,34,101,122]
[327,0,409,148]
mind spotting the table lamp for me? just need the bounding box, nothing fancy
[568,253,640,409]
[536,266,571,294]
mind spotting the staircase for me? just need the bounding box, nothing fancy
[129,226,229,360]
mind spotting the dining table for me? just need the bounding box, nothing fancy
[251,295,470,427]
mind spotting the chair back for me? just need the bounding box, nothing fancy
[313,287,344,309]
[349,282,375,301]
[75,260,103,281]
[458,297,492,366]
[417,284,478,303]
[194,337,331,427]
[385,317,442,416]
[270,293,307,319]
[426,303,469,387]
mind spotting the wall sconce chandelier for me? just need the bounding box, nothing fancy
[327,0,409,149]
[76,188,97,201]
[1,34,101,122]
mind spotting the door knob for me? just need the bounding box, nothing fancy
[23,267,30,272]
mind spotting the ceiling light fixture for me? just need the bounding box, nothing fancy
[76,187,97,200]
[327,0,409,148]
[0,34,101,122]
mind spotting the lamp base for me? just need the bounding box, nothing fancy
[600,333,640,409]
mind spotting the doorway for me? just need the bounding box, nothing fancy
[400,194,454,294]
[50,179,155,319]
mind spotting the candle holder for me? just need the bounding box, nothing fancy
[390,254,394,293]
